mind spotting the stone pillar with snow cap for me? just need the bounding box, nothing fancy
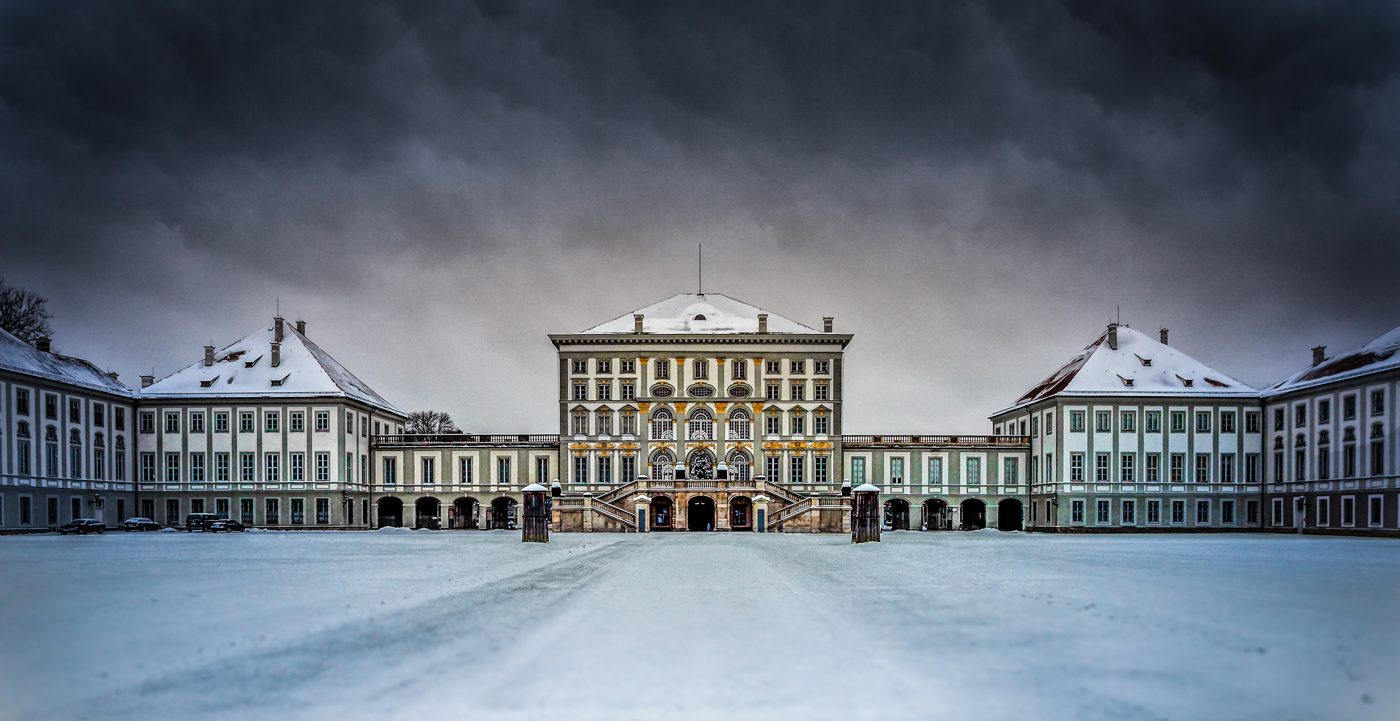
[852,483,881,544]
[522,483,549,543]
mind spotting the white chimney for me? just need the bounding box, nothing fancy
[634,313,644,333]
[757,314,768,333]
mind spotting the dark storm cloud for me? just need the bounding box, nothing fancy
[2,0,1398,429]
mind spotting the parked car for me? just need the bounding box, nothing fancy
[122,517,162,532]
[208,519,247,533]
[184,513,221,532]
[58,519,107,535]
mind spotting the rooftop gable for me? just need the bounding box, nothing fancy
[1268,324,1400,395]
[140,320,401,416]
[580,293,819,335]
[0,328,131,397]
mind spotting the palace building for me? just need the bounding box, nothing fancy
[1,291,1396,536]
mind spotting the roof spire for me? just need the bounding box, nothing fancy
[698,243,703,295]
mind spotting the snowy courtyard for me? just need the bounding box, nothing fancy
[1,531,1397,721]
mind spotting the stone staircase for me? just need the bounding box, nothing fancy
[553,476,841,533]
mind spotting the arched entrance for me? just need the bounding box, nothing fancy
[651,449,675,481]
[884,499,911,530]
[687,496,716,531]
[651,496,673,530]
[922,499,950,530]
[449,497,480,529]
[997,498,1024,531]
[960,498,987,530]
[376,497,403,528]
[730,496,753,530]
[414,497,441,530]
[687,448,715,480]
[490,497,518,530]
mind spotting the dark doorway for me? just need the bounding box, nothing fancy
[651,496,673,530]
[997,499,1024,531]
[377,497,403,528]
[730,496,752,530]
[923,499,950,530]
[687,496,716,531]
[884,499,910,530]
[960,499,987,530]
[414,497,441,530]
[490,497,518,529]
[449,497,479,529]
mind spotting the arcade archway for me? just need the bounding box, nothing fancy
[376,497,403,528]
[884,498,911,530]
[449,497,479,529]
[997,499,1023,531]
[414,497,441,530]
[687,496,716,531]
[960,499,987,530]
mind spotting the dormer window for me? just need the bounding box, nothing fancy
[245,355,262,368]
[1117,375,1134,387]
[1176,375,1194,388]
[271,374,290,387]
[693,314,707,321]
[1135,355,1152,366]
[200,376,220,388]
[1204,378,1229,388]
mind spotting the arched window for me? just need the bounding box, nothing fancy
[1373,423,1385,439]
[728,450,752,482]
[651,450,675,480]
[115,435,125,449]
[688,409,713,440]
[651,410,674,440]
[1295,433,1306,447]
[70,429,82,445]
[693,358,708,380]
[728,409,750,440]
[17,421,29,438]
[94,432,105,448]
[46,426,58,442]
[1318,430,1330,445]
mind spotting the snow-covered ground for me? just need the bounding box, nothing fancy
[1,530,1396,720]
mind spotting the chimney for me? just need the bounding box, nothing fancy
[633,313,644,334]
[274,316,284,343]
[1312,346,1327,366]
[140,374,154,388]
[757,313,768,333]
[296,319,305,335]
[204,345,214,367]
[34,337,51,353]
[271,341,281,368]
[1159,328,1169,346]
[1107,323,1118,351]
[823,316,833,333]
[105,371,119,382]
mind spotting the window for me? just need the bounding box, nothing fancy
[814,381,829,401]
[654,359,670,380]
[889,457,904,485]
[693,359,707,380]
[165,412,180,434]
[114,408,124,431]
[620,455,636,482]
[93,446,105,480]
[927,457,942,486]
[571,358,587,374]
[1295,447,1307,481]
[241,499,255,525]
[1044,453,1053,482]
[1242,411,1259,433]
[1121,411,1136,432]
[1195,412,1211,433]
[596,455,612,484]
[765,413,781,436]
[44,394,57,420]
[1071,500,1084,524]
[421,457,435,485]
[1170,411,1186,433]
[572,412,588,436]
[190,452,205,482]
[790,382,805,401]
[765,360,781,375]
[790,412,805,435]
[1169,454,1184,483]
[1272,497,1284,526]
[1070,453,1084,482]
[1045,413,1054,434]
[1245,454,1260,483]
[1094,453,1109,482]
[211,452,228,483]
[651,410,674,440]
[1122,499,1136,524]
[597,359,612,374]
[621,410,638,435]
[1194,453,1211,483]
[573,454,588,483]
[1317,496,1330,526]
[534,456,548,484]
[599,382,614,401]
[1070,411,1085,432]
[1343,395,1357,420]
[263,453,279,483]
[290,412,304,432]
[165,453,181,482]
[290,452,304,482]
[346,412,354,431]
[1219,453,1235,483]
[291,498,305,525]
[16,389,28,415]
[765,381,781,400]
[316,498,330,525]
[1030,456,1039,483]
[1221,411,1236,433]
[264,411,279,433]
[1120,454,1135,482]
[728,411,751,440]
[316,452,329,482]
[596,410,613,435]
[383,458,397,485]
[1295,404,1307,427]
[140,453,155,482]
[1372,440,1385,476]
[852,456,866,484]
[184,412,203,434]
[142,412,157,433]
[1344,444,1357,477]
[621,359,635,374]
[1246,499,1259,524]
[315,411,329,432]
[1031,416,1039,436]
[621,380,636,400]
[1341,496,1354,527]
[1095,411,1110,432]
[731,361,747,381]
[1004,457,1018,485]
[19,496,32,525]
[966,457,982,486]
[1372,390,1385,416]
[789,359,805,374]
[1318,447,1331,481]
[240,412,254,433]
[215,498,230,519]
[214,412,229,432]
[1097,499,1110,524]
[1145,411,1161,433]
[1369,496,1383,527]
[237,453,252,482]
[814,414,829,435]
[815,360,829,375]
[264,498,279,525]
[1171,500,1185,524]
[789,455,804,484]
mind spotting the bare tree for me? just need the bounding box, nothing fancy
[0,278,54,343]
[405,410,460,434]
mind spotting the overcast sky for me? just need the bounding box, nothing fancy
[3,0,1399,432]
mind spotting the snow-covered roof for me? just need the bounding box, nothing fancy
[998,326,1257,414]
[140,320,402,416]
[1267,324,1400,396]
[580,293,819,334]
[0,327,132,397]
